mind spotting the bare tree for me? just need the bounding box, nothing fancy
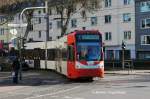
[23,0,37,39]
[0,0,102,39]
[0,0,38,40]
[0,0,23,7]
[48,0,102,36]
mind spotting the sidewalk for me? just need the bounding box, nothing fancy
[0,70,63,93]
[105,70,150,75]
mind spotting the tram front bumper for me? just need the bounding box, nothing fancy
[68,68,104,79]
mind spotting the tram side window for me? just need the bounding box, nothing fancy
[62,48,67,61]
[40,49,45,60]
[26,50,34,60]
[68,46,74,61]
[47,49,55,60]
[34,49,41,60]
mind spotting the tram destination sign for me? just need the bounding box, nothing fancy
[76,34,100,41]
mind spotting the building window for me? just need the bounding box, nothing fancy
[38,10,41,14]
[141,35,150,45]
[39,18,41,24]
[71,19,77,28]
[105,32,112,41]
[106,50,114,60]
[43,9,46,13]
[0,28,4,35]
[138,52,150,60]
[57,21,61,29]
[123,13,131,22]
[0,40,4,43]
[49,22,52,29]
[29,24,33,31]
[141,18,150,29]
[105,15,111,23]
[49,9,52,15]
[140,1,150,12]
[82,27,86,30]
[91,17,97,26]
[124,31,131,40]
[91,1,98,9]
[49,37,52,41]
[105,0,111,7]
[0,17,4,23]
[39,31,41,38]
[124,0,132,5]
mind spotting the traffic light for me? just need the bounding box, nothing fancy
[122,41,126,50]
[22,38,27,49]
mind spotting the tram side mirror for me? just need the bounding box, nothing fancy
[103,46,105,52]
[101,46,105,61]
[77,53,79,60]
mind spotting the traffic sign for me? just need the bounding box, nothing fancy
[10,29,17,35]
[8,23,27,27]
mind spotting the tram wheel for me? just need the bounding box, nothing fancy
[0,66,3,71]
[86,77,93,82]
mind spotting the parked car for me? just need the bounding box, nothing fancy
[22,61,29,71]
[0,57,12,71]
[0,57,29,71]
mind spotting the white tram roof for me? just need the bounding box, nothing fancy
[25,36,67,50]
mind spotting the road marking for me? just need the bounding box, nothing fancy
[64,96,73,99]
[92,90,126,95]
[73,98,84,99]
[51,95,59,98]
[0,73,40,79]
[0,76,11,79]
[0,85,59,99]
[64,96,85,99]
[0,86,28,93]
[24,86,81,99]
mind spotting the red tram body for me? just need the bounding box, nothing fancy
[25,30,104,79]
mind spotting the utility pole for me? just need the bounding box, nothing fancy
[45,0,49,69]
[8,23,27,80]
[122,41,126,70]
[19,36,22,80]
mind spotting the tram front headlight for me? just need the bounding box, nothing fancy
[99,63,104,68]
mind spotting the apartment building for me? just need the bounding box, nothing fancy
[0,15,9,50]
[0,0,136,59]
[135,0,150,60]
[0,0,43,50]
[27,0,135,60]
[0,13,27,50]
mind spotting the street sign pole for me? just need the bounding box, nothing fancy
[45,1,49,69]
[9,1,49,80]
[8,23,27,80]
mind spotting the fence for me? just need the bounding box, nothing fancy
[105,59,150,70]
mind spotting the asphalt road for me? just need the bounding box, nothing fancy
[0,70,150,99]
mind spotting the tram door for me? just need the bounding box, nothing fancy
[34,48,40,69]
[55,48,62,73]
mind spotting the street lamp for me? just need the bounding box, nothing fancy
[19,1,49,70]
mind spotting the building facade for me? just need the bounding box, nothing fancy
[0,14,27,50]
[0,15,9,50]
[27,0,136,60]
[0,0,136,60]
[135,0,150,60]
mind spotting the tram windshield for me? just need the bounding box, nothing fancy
[76,42,101,61]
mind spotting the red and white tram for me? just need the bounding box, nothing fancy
[24,30,104,79]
